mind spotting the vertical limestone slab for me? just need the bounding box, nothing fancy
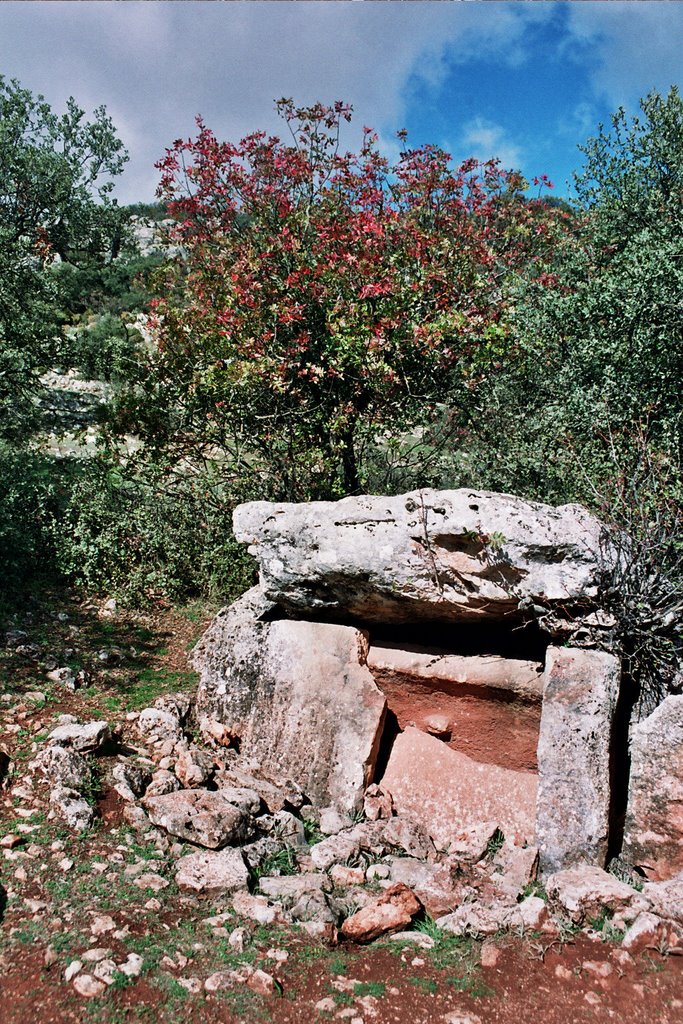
[192,590,387,814]
[536,647,620,874]
[622,695,683,881]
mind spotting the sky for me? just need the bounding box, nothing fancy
[0,1,681,204]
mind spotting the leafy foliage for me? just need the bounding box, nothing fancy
[0,74,127,438]
[140,100,566,499]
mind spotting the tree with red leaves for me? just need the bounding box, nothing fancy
[145,100,566,499]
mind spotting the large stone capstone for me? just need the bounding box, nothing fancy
[232,489,605,625]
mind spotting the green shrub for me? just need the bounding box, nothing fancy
[67,313,143,383]
[54,460,256,605]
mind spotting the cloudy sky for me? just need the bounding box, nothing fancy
[1,1,681,203]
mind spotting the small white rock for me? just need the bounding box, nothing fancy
[64,960,83,981]
[73,973,106,997]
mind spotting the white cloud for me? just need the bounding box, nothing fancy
[460,117,523,171]
[564,2,683,108]
[0,0,550,202]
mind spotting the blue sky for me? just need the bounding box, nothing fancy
[0,1,681,203]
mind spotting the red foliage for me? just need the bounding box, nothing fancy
[150,100,569,497]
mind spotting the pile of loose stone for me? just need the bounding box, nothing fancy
[30,692,683,980]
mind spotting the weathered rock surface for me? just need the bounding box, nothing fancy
[50,786,94,832]
[341,882,421,943]
[536,647,620,874]
[369,645,543,773]
[258,873,329,902]
[437,901,515,937]
[175,848,250,894]
[381,726,537,849]
[143,789,250,848]
[643,875,683,925]
[622,696,683,881]
[193,594,386,813]
[232,489,605,625]
[34,745,90,790]
[545,866,642,923]
[47,719,111,753]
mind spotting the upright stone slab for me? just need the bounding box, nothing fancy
[536,647,620,874]
[622,695,683,881]
[192,589,386,814]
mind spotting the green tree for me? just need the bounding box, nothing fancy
[0,75,127,438]
[449,87,683,504]
[135,100,564,500]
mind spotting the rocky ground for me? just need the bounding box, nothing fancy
[1,590,682,1023]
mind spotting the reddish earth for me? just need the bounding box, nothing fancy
[1,931,682,1024]
[2,592,682,1024]
[368,645,542,772]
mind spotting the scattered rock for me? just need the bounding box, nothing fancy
[310,832,360,872]
[137,708,184,747]
[144,769,181,798]
[34,745,91,791]
[174,745,216,788]
[480,941,501,968]
[363,783,393,822]
[112,761,152,798]
[49,786,94,832]
[64,960,82,982]
[133,872,169,892]
[386,931,435,949]
[330,864,366,887]
[47,719,111,753]
[545,866,641,923]
[205,969,238,992]
[290,890,340,925]
[175,848,250,895]
[82,948,112,962]
[258,873,328,901]
[442,1012,482,1024]
[319,806,353,835]
[143,789,250,848]
[341,882,421,943]
[437,901,513,937]
[643,875,683,925]
[247,968,277,996]
[379,815,436,861]
[46,667,76,690]
[90,915,116,936]
[73,973,106,998]
[232,890,280,925]
[177,977,202,994]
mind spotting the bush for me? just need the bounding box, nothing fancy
[0,444,63,584]
[67,313,143,383]
[54,460,256,605]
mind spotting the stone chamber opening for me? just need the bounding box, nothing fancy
[364,619,549,851]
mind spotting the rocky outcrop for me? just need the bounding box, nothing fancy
[233,489,605,626]
[193,591,387,814]
[535,647,621,873]
[622,696,683,881]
